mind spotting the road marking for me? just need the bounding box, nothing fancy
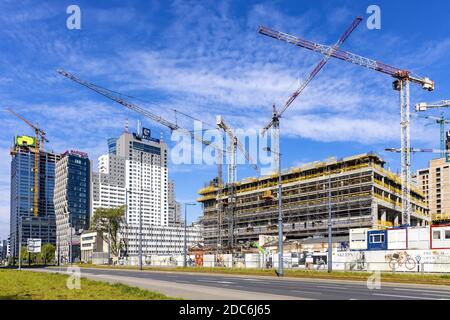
[198,279,234,284]
[393,288,450,295]
[373,293,437,300]
[290,290,322,295]
[315,285,345,290]
[242,278,263,281]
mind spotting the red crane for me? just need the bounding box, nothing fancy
[260,16,363,171]
[259,21,435,226]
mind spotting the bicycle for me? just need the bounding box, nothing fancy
[387,251,416,271]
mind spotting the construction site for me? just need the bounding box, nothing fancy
[198,153,429,251]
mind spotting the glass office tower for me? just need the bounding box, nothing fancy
[9,136,60,260]
[54,150,91,263]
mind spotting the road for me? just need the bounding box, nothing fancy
[36,267,450,300]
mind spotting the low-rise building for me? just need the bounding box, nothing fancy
[80,231,109,263]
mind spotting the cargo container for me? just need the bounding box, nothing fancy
[367,230,388,250]
[349,228,369,250]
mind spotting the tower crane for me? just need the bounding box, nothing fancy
[415,100,450,159]
[57,69,223,151]
[385,147,450,154]
[58,69,233,250]
[423,115,450,159]
[216,115,259,249]
[260,16,363,171]
[259,23,434,226]
[7,108,49,218]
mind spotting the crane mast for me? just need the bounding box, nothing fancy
[259,23,434,226]
[7,108,48,218]
[216,115,259,250]
[416,100,450,159]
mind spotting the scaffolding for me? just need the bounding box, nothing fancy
[198,153,429,251]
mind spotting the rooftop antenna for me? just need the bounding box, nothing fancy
[125,118,129,133]
[137,119,141,136]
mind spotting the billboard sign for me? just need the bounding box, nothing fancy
[16,135,36,147]
[27,239,41,253]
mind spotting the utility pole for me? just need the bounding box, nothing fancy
[139,151,143,271]
[18,218,22,270]
[70,215,73,266]
[327,173,332,273]
[184,203,196,267]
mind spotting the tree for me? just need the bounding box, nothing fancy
[91,206,126,262]
[38,243,55,265]
[20,246,28,264]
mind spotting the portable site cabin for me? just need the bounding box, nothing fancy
[387,226,429,250]
[367,230,388,250]
[430,224,450,249]
[349,228,369,250]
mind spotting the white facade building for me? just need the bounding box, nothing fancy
[90,128,201,261]
[124,223,203,256]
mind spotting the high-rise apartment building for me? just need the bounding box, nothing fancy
[417,157,450,223]
[90,127,203,262]
[54,150,91,263]
[9,135,60,259]
[92,128,168,226]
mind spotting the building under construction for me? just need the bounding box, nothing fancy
[9,136,60,258]
[198,153,429,251]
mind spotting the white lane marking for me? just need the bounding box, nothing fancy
[315,285,345,290]
[198,279,234,284]
[242,278,263,281]
[290,290,322,295]
[373,293,437,300]
[393,288,450,295]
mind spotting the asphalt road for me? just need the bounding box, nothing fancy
[39,267,450,300]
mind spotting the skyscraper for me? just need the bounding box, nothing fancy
[92,128,168,226]
[168,180,182,226]
[54,150,91,263]
[9,135,60,259]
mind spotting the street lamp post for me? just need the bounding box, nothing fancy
[70,215,73,266]
[263,147,283,277]
[139,151,143,271]
[184,203,197,267]
[327,173,332,273]
[18,218,22,270]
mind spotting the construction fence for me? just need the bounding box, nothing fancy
[112,249,450,273]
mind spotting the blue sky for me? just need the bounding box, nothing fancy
[1,0,450,240]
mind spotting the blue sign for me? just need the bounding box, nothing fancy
[142,127,151,140]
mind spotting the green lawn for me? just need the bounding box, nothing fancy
[75,264,450,287]
[0,269,178,300]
